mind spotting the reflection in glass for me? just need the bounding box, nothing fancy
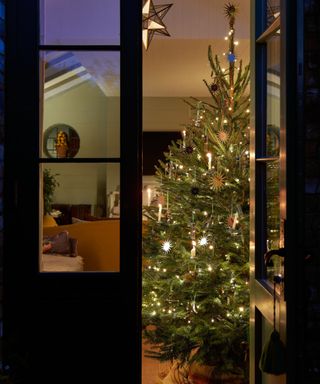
[40,163,120,272]
[266,161,283,281]
[266,35,280,157]
[44,123,80,158]
[40,51,120,158]
[40,0,120,45]
[265,31,282,282]
[267,0,280,27]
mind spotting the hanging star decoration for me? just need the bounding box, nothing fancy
[142,0,173,50]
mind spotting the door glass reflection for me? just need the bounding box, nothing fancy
[40,163,120,272]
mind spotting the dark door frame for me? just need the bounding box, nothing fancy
[250,0,305,382]
[4,0,142,381]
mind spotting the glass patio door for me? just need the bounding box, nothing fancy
[250,2,286,383]
[4,0,142,381]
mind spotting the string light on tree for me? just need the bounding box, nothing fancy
[162,240,172,253]
[199,236,208,246]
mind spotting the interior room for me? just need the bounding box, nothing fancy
[39,0,249,275]
[141,1,250,382]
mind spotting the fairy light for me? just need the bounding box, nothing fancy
[209,245,214,250]
[235,41,239,46]
[162,240,172,253]
[208,265,213,272]
[223,119,228,124]
[239,307,244,312]
[199,237,208,246]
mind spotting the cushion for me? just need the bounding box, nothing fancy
[43,231,78,257]
[69,237,78,257]
[43,214,58,227]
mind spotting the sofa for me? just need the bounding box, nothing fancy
[43,219,120,272]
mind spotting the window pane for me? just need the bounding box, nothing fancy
[40,163,120,272]
[40,51,120,158]
[40,0,120,45]
[265,32,283,282]
[266,34,280,157]
[267,0,280,27]
[266,161,283,281]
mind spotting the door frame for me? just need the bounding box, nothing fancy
[250,0,304,382]
[4,0,142,381]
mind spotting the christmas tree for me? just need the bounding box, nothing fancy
[142,3,250,381]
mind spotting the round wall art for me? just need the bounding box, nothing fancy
[44,124,80,158]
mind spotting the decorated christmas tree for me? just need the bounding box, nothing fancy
[142,3,250,382]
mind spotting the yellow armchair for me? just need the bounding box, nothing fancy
[43,219,120,272]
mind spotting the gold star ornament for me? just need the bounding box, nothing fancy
[210,172,226,191]
[142,0,173,50]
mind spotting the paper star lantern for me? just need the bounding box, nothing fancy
[142,0,173,50]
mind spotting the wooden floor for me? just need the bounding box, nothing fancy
[142,340,172,384]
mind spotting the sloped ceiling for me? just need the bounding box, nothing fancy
[44,0,251,131]
[143,0,250,97]
[143,0,250,131]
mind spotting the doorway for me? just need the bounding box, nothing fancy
[142,0,250,382]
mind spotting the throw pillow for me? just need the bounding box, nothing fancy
[69,237,78,257]
[43,231,71,255]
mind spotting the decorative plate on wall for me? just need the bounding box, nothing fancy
[44,123,80,158]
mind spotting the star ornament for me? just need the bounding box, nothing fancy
[142,0,173,50]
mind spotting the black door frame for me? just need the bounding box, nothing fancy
[250,0,305,382]
[4,0,142,381]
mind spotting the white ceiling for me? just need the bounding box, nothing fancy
[143,0,250,97]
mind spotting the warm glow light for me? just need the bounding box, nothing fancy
[206,152,212,170]
[162,240,172,253]
[147,188,152,206]
[199,237,208,246]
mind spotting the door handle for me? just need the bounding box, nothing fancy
[264,247,286,266]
